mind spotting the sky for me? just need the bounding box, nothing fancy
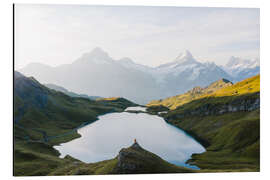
[15,4,260,69]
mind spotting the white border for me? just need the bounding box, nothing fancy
[10,0,264,8]
[1,0,269,179]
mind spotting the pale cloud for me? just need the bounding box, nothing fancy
[15,4,259,69]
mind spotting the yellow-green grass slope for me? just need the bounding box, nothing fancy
[148,75,259,110]
[161,75,260,172]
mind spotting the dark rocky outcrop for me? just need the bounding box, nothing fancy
[165,93,260,120]
[115,140,193,174]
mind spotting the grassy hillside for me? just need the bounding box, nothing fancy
[204,74,259,97]
[159,75,260,171]
[96,97,138,109]
[14,71,137,176]
[14,71,137,144]
[165,110,259,171]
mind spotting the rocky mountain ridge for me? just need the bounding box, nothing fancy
[115,140,193,174]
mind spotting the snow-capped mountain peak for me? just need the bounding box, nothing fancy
[74,47,114,65]
[222,56,260,81]
[225,56,259,69]
[177,50,193,59]
[157,50,198,70]
[88,47,110,58]
[118,57,135,65]
[174,50,196,64]
[117,57,154,73]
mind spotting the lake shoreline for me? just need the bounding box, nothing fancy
[53,106,205,169]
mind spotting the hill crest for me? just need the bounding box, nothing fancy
[147,75,259,110]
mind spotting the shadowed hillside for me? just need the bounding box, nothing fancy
[14,71,137,175]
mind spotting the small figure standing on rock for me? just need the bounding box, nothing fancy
[132,138,141,149]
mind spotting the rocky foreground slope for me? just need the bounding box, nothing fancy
[50,140,194,175]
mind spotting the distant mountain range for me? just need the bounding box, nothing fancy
[19,47,259,104]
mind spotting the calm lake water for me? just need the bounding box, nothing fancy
[54,107,205,169]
